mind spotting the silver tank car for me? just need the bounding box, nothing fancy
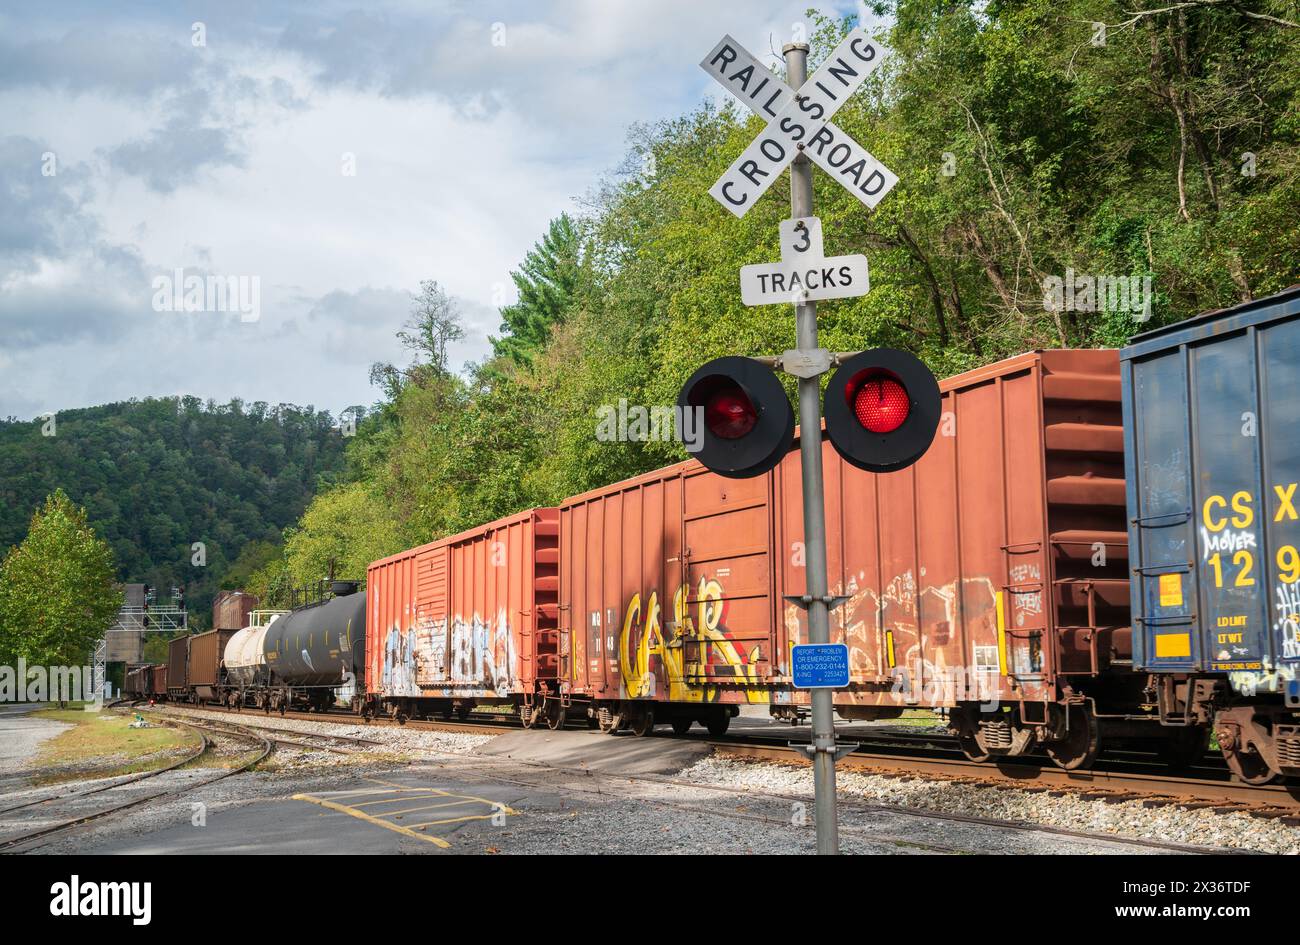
[222,619,275,688]
[263,590,366,689]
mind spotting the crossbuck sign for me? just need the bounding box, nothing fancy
[701,27,898,218]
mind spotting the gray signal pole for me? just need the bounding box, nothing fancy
[783,41,839,855]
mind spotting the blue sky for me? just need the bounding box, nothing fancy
[0,1,866,419]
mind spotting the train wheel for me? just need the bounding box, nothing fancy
[596,705,625,734]
[628,707,655,737]
[1227,750,1277,785]
[1045,704,1100,770]
[956,729,991,762]
[1216,713,1281,785]
[545,701,566,730]
[705,710,730,737]
[520,704,537,729]
[456,704,471,721]
[671,717,692,735]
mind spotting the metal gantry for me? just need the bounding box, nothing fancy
[90,595,189,700]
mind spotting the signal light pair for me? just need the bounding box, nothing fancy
[677,349,940,479]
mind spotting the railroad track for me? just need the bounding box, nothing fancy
[0,716,273,853]
[715,741,1300,823]
[160,714,385,755]
[0,722,209,817]
[166,701,512,737]
[305,734,1250,855]
[144,702,1299,823]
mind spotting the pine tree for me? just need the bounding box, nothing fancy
[492,214,584,365]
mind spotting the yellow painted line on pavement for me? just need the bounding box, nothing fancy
[380,799,486,818]
[408,811,508,829]
[352,791,451,809]
[292,793,451,848]
[363,776,519,815]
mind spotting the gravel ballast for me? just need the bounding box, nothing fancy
[679,753,1300,854]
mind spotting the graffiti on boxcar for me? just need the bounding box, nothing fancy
[619,578,765,703]
[1277,582,1300,660]
[785,571,1002,707]
[381,609,517,697]
[1008,563,1043,626]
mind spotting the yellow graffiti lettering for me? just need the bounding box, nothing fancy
[617,579,769,705]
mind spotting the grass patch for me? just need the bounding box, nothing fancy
[29,709,200,785]
[887,710,947,728]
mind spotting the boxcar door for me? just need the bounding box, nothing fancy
[680,468,774,701]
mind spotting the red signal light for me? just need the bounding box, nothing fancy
[705,386,758,439]
[850,375,910,433]
[678,357,794,479]
[825,349,940,474]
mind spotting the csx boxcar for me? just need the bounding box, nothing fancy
[1124,284,1300,782]
[365,508,560,723]
[563,349,1144,767]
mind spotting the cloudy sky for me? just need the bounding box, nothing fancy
[0,0,867,421]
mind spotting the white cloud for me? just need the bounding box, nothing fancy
[0,0,843,419]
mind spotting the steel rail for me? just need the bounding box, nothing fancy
[0,720,272,853]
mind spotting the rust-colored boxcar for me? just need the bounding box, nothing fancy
[148,664,167,699]
[557,458,764,734]
[213,590,259,631]
[124,664,149,697]
[186,629,237,702]
[167,636,189,698]
[365,508,559,721]
[784,349,1133,764]
[559,350,1135,762]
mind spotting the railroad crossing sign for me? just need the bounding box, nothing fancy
[701,28,898,217]
[739,215,869,306]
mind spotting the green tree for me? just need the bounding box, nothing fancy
[248,481,406,605]
[370,281,466,396]
[0,490,123,668]
[492,214,585,365]
[0,397,350,629]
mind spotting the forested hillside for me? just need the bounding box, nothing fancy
[253,2,1300,597]
[0,398,349,628]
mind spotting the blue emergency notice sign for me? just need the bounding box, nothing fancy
[791,643,850,689]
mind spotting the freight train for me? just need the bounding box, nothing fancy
[125,286,1300,784]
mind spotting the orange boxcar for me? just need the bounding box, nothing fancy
[365,508,560,722]
[558,350,1135,760]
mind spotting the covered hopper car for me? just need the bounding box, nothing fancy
[1124,284,1300,782]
